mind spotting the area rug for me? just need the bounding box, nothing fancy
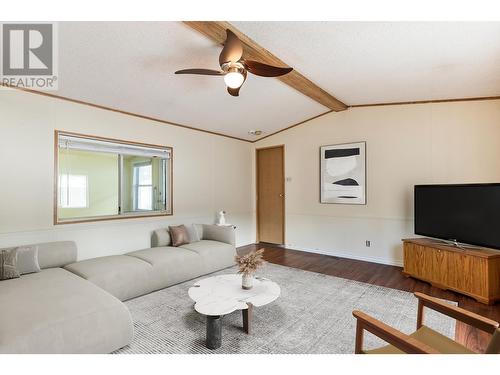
[114,263,456,354]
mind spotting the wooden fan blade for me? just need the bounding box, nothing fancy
[244,60,293,77]
[226,70,247,97]
[219,29,243,66]
[175,68,224,75]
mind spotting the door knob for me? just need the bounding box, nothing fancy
[279,194,284,197]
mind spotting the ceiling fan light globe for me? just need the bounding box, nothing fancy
[224,71,244,89]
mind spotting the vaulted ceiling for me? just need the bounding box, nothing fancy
[49,22,500,141]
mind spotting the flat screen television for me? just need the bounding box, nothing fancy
[414,183,500,250]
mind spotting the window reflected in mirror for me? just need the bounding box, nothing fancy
[121,155,168,213]
[56,131,172,224]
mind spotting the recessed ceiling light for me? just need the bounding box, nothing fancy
[248,130,263,136]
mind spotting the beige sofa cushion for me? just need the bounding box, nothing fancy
[126,247,204,290]
[180,240,236,274]
[151,228,171,247]
[0,268,133,353]
[65,255,152,301]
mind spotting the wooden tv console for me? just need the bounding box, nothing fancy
[402,238,500,305]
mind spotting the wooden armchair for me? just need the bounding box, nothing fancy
[352,292,500,354]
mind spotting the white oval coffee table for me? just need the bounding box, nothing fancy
[188,274,280,349]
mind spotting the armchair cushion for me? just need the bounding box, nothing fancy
[366,326,474,354]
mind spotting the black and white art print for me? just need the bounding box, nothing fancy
[320,142,366,204]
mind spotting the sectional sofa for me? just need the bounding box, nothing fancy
[0,224,236,353]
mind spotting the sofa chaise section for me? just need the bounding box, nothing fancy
[0,242,133,354]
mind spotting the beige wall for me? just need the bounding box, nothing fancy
[0,89,255,260]
[2,88,499,266]
[255,100,500,265]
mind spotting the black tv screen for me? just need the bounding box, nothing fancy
[414,184,500,249]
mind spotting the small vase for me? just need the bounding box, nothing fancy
[242,273,254,290]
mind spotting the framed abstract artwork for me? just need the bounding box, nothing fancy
[320,141,366,204]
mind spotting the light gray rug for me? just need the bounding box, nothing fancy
[114,263,456,354]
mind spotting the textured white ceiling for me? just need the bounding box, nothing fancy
[53,22,500,141]
[57,22,327,141]
[234,21,500,105]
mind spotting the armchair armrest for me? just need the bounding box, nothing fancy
[198,224,235,246]
[414,292,499,334]
[352,310,439,354]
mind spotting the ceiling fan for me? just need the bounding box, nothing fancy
[175,29,293,97]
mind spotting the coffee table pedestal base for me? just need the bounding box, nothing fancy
[206,315,222,350]
[242,303,253,334]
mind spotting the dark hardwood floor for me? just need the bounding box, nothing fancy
[238,243,500,353]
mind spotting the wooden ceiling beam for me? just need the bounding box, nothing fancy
[183,21,348,112]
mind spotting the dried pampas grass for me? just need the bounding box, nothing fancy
[235,249,266,275]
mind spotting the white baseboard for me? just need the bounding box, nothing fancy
[236,241,256,248]
[284,244,404,267]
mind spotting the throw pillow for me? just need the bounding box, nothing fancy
[186,224,200,243]
[16,245,41,275]
[169,225,190,247]
[0,248,20,280]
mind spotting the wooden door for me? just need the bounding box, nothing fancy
[257,146,285,244]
